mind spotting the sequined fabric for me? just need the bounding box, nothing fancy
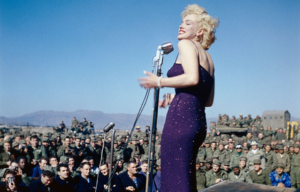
[161,63,213,192]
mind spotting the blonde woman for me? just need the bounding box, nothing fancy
[140,4,218,191]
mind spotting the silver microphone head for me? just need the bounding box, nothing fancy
[161,42,173,55]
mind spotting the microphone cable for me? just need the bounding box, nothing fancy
[100,66,155,192]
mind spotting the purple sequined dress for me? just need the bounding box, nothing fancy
[161,60,214,192]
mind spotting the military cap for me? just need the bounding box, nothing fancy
[212,154,219,159]
[211,140,216,143]
[242,146,249,151]
[235,144,242,149]
[240,157,247,162]
[199,158,206,163]
[61,135,66,140]
[240,114,243,116]
[278,145,284,150]
[19,134,24,138]
[12,141,19,148]
[42,138,49,142]
[223,160,230,166]
[223,142,228,145]
[0,134,4,138]
[91,138,97,142]
[253,159,261,165]
[4,139,12,144]
[294,144,300,149]
[156,159,161,166]
[136,126,140,129]
[113,140,118,144]
[43,133,50,137]
[219,114,222,117]
[196,159,201,165]
[205,158,212,164]
[205,140,210,144]
[248,114,251,116]
[251,140,258,146]
[141,155,148,162]
[50,137,56,142]
[143,138,149,142]
[276,163,285,169]
[213,160,221,166]
[60,156,69,163]
[80,135,86,140]
[19,139,26,145]
[43,165,54,174]
[231,163,240,169]
[258,143,263,148]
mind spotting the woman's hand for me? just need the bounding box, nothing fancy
[158,93,175,108]
[138,71,159,89]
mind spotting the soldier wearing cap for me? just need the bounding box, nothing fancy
[27,135,47,166]
[269,163,292,188]
[134,126,143,140]
[222,159,231,174]
[291,144,300,189]
[204,158,213,173]
[246,140,266,171]
[141,138,149,156]
[205,160,228,187]
[275,128,287,142]
[57,136,73,160]
[276,145,290,173]
[230,144,246,168]
[228,163,252,183]
[73,136,88,165]
[248,159,271,185]
[229,115,238,127]
[195,158,206,191]
[0,139,16,169]
[108,140,124,161]
[264,142,277,175]
[236,114,246,128]
[217,114,223,125]
[209,121,216,131]
[239,157,249,173]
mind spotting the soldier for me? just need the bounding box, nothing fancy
[276,145,290,174]
[276,128,287,142]
[27,135,47,166]
[81,118,88,128]
[205,160,228,187]
[209,121,217,131]
[222,115,230,127]
[248,159,271,185]
[222,160,231,174]
[196,159,206,191]
[236,114,245,128]
[142,138,149,156]
[229,115,238,127]
[264,143,277,175]
[246,141,265,171]
[228,163,252,183]
[57,136,72,160]
[0,139,16,169]
[227,142,236,160]
[217,114,223,125]
[239,157,249,173]
[204,158,213,173]
[215,142,228,163]
[291,144,300,189]
[288,145,294,162]
[134,126,143,140]
[230,144,246,168]
[269,163,292,188]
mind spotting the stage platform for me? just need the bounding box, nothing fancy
[201,181,299,192]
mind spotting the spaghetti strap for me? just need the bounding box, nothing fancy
[189,40,211,74]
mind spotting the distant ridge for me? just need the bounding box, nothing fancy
[0,110,218,131]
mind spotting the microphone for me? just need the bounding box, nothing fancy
[103,122,115,132]
[161,42,173,55]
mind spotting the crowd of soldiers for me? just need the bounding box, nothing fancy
[195,114,300,191]
[0,114,300,192]
[0,117,162,192]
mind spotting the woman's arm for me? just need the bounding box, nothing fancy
[139,40,199,89]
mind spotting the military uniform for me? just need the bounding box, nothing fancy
[291,146,300,189]
[205,169,228,187]
[264,150,277,174]
[228,170,252,183]
[276,152,291,173]
[230,151,246,168]
[246,142,266,171]
[248,169,271,185]
[196,169,206,191]
[27,145,47,162]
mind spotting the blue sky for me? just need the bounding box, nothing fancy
[0,0,299,119]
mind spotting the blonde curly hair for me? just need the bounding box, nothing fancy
[181,4,219,50]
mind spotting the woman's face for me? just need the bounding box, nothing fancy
[178,14,199,41]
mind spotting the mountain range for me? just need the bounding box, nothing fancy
[1,110,298,131]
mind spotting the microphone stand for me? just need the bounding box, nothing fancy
[145,46,164,192]
[108,129,115,192]
[95,133,107,192]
